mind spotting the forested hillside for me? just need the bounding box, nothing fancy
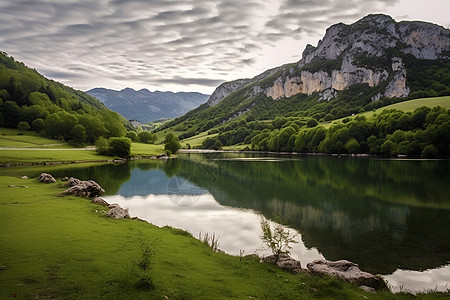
[0,52,128,144]
[156,14,450,157]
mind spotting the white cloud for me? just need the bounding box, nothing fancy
[0,0,448,94]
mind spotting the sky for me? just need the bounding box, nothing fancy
[0,0,449,95]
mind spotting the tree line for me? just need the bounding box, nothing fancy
[0,52,127,145]
[202,106,450,158]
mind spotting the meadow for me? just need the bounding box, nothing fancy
[1,175,448,299]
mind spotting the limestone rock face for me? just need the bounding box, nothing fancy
[37,173,56,184]
[207,67,282,106]
[206,14,449,106]
[307,259,386,290]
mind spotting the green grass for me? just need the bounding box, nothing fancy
[1,175,447,299]
[0,149,113,165]
[181,132,218,148]
[131,143,165,156]
[0,128,66,148]
[0,128,166,164]
[322,96,450,128]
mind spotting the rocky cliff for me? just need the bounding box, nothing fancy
[208,14,450,106]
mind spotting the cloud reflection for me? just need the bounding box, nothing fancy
[104,192,323,266]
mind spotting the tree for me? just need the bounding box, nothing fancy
[17,121,30,131]
[126,131,138,142]
[421,145,438,158]
[202,137,223,150]
[95,137,109,155]
[70,124,87,144]
[108,137,132,158]
[138,131,153,143]
[345,138,360,154]
[260,216,297,262]
[31,118,44,132]
[164,133,181,154]
[306,118,318,128]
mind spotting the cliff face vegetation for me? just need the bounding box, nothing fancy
[158,14,450,146]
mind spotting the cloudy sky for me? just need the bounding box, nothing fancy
[1,0,449,94]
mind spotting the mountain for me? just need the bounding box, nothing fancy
[158,14,450,139]
[0,51,128,143]
[86,88,209,123]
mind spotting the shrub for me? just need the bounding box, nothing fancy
[421,145,438,158]
[138,131,153,143]
[17,121,30,131]
[108,137,132,158]
[164,133,181,154]
[95,137,109,155]
[306,118,318,128]
[31,118,44,132]
[126,131,138,142]
[260,216,297,261]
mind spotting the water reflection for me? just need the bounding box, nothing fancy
[6,153,449,293]
[105,192,324,268]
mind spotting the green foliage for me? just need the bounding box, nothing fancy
[95,137,109,155]
[164,133,181,154]
[126,131,138,142]
[107,137,132,158]
[17,120,30,131]
[0,52,127,144]
[70,124,87,144]
[138,131,155,144]
[306,118,318,128]
[202,137,223,150]
[260,216,298,260]
[31,118,44,132]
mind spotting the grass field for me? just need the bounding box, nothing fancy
[0,128,66,148]
[131,142,165,156]
[323,96,450,128]
[1,175,447,299]
[181,132,218,148]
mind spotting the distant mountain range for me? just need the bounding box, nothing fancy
[86,88,209,123]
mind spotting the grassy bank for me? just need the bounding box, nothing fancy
[0,175,448,299]
[0,128,165,165]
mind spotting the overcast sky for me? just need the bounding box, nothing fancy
[0,0,449,94]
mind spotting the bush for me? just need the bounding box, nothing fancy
[31,118,44,132]
[126,131,138,142]
[17,121,30,131]
[164,133,181,154]
[306,118,318,128]
[421,145,438,158]
[95,137,109,155]
[138,131,153,143]
[108,137,132,158]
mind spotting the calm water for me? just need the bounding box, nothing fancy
[8,153,450,293]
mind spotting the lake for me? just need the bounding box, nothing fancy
[9,152,450,293]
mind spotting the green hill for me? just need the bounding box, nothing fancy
[155,15,450,157]
[0,51,128,144]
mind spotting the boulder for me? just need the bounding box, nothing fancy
[106,206,130,219]
[262,254,302,274]
[64,177,82,187]
[306,259,386,290]
[91,197,109,206]
[62,180,105,198]
[37,173,56,183]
